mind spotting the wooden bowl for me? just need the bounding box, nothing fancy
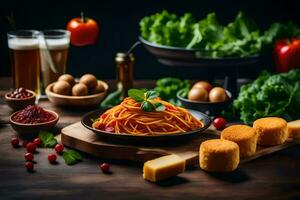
[5,90,36,111]
[177,89,232,117]
[45,80,109,107]
[10,109,59,139]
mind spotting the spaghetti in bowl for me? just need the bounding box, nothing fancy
[89,97,208,136]
[81,95,211,145]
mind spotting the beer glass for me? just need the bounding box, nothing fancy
[40,30,70,90]
[7,30,41,96]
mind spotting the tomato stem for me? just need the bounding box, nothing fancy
[80,11,85,23]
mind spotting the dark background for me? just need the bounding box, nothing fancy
[0,0,299,80]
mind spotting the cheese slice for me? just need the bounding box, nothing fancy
[143,154,185,182]
[288,119,300,139]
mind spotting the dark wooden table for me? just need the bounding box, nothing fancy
[1,78,300,200]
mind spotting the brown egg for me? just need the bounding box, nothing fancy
[89,82,105,94]
[193,81,213,93]
[58,74,75,86]
[72,83,88,96]
[79,74,97,89]
[53,81,71,95]
[188,87,208,101]
[209,87,227,102]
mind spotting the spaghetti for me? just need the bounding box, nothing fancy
[92,97,203,135]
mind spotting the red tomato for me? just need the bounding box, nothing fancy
[213,117,227,130]
[67,13,99,46]
[274,38,300,72]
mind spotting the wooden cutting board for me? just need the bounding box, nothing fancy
[60,122,300,167]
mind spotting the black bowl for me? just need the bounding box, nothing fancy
[139,37,260,67]
[81,109,211,145]
[177,89,232,117]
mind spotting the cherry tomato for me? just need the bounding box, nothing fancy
[33,138,42,147]
[54,144,64,154]
[66,12,99,46]
[26,142,37,153]
[213,117,227,130]
[25,162,34,172]
[24,153,34,162]
[48,153,57,164]
[11,137,19,148]
[99,163,110,173]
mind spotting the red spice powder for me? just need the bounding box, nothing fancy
[12,105,56,124]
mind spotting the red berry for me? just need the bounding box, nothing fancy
[22,141,29,148]
[24,152,34,162]
[48,153,57,164]
[33,138,42,146]
[25,162,34,171]
[11,137,19,148]
[213,117,227,130]
[26,142,36,153]
[100,163,110,173]
[54,144,64,154]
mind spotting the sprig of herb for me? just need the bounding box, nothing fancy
[62,150,82,165]
[38,131,82,165]
[128,89,166,112]
[38,131,58,148]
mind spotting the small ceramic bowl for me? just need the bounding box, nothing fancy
[177,89,232,117]
[5,90,36,111]
[10,109,59,139]
[45,80,109,107]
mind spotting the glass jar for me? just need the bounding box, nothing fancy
[115,53,134,97]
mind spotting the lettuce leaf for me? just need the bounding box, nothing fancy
[140,10,300,57]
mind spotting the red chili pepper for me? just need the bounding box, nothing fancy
[274,38,300,72]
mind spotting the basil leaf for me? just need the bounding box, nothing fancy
[63,150,82,165]
[141,101,155,112]
[63,152,77,165]
[68,150,82,160]
[146,90,159,100]
[128,89,145,102]
[154,102,166,111]
[38,131,58,148]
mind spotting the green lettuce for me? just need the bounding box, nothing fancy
[154,77,190,106]
[140,10,300,57]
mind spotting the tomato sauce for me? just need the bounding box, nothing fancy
[12,105,56,124]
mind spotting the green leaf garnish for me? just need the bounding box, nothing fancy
[154,102,166,111]
[145,90,159,100]
[128,89,166,112]
[38,131,58,148]
[141,101,155,112]
[62,149,82,165]
[128,89,145,102]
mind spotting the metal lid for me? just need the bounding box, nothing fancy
[115,53,135,62]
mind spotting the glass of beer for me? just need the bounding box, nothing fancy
[7,30,41,96]
[40,29,70,90]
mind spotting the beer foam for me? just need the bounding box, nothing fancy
[40,38,69,50]
[8,38,39,50]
